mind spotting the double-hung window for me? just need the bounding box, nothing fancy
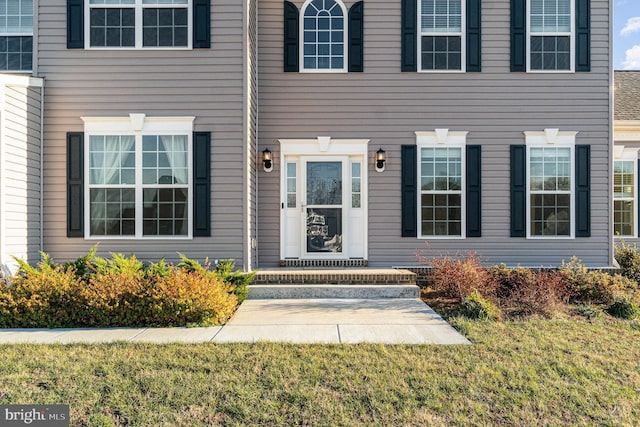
[528,0,573,71]
[301,0,347,71]
[614,159,637,238]
[417,130,467,238]
[0,0,32,72]
[87,0,190,49]
[419,0,464,71]
[84,115,194,238]
[525,130,577,238]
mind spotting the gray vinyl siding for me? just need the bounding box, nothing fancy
[38,1,247,265]
[0,82,43,269]
[256,0,612,267]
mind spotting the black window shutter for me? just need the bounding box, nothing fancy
[575,0,590,72]
[466,145,481,237]
[67,0,84,49]
[67,132,84,237]
[575,145,590,237]
[510,0,526,72]
[510,145,526,237]
[466,0,481,72]
[401,0,417,72]
[401,145,417,237]
[284,1,299,72]
[193,132,211,237]
[348,1,364,72]
[637,159,640,235]
[193,0,211,48]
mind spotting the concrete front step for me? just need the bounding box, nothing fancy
[247,284,420,299]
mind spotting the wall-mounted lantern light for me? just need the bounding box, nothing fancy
[375,148,386,172]
[262,148,273,172]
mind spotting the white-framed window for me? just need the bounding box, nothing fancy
[0,0,33,72]
[525,129,576,238]
[300,0,347,72]
[613,149,638,238]
[416,130,467,238]
[86,0,191,49]
[527,0,574,71]
[83,114,194,239]
[418,0,464,71]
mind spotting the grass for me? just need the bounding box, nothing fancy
[1,319,639,426]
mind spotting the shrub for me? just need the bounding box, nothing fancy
[614,241,640,285]
[1,256,83,328]
[607,297,640,320]
[559,257,637,304]
[72,270,147,327]
[0,251,247,328]
[178,255,254,304]
[147,269,238,326]
[459,291,502,321]
[425,252,497,301]
[214,259,254,304]
[491,268,570,318]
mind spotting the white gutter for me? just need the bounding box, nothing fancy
[609,1,615,268]
[39,82,44,253]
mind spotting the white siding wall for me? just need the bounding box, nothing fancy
[38,1,248,265]
[256,0,612,267]
[0,81,43,271]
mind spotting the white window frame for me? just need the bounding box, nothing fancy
[299,0,348,73]
[416,129,468,239]
[526,0,575,73]
[417,0,466,73]
[82,114,195,239]
[613,146,639,239]
[525,129,577,239]
[85,0,193,50]
[0,0,33,73]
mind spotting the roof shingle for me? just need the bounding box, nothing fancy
[615,71,640,121]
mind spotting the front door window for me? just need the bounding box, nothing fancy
[306,161,343,253]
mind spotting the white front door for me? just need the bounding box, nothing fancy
[281,152,366,260]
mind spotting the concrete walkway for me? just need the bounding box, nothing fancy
[0,299,470,345]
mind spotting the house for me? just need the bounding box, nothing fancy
[0,0,614,273]
[613,70,640,243]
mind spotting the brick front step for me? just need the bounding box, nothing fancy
[253,269,416,286]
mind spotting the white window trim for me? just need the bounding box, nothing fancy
[525,129,577,239]
[613,146,639,239]
[417,0,466,73]
[82,114,195,240]
[415,129,468,239]
[299,0,348,73]
[84,0,193,50]
[526,0,575,73]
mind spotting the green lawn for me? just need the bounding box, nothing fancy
[1,319,639,426]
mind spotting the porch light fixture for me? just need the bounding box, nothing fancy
[262,148,273,172]
[375,148,386,172]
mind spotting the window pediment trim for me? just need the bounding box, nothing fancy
[524,129,577,145]
[82,115,195,133]
[415,129,468,145]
